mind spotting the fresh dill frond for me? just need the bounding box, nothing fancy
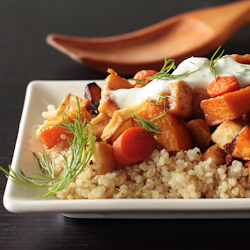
[129,78,148,87]
[131,111,164,135]
[209,46,225,79]
[147,57,176,80]
[150,93,177,111]
[0,98,96,198]
[147,56,199,80]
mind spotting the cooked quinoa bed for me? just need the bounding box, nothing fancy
[47,147,250,199]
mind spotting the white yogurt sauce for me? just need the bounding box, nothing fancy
[109,56,250,109]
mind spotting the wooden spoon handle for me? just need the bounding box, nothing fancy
[186,1,250,30]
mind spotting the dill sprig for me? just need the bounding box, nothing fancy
[150,93,177,111]
[147,57,176,80]
[0,98,96,198]
[209,46,225,79]
[131,111,165,135]
[129,78,148,87]
[147,57,199,80]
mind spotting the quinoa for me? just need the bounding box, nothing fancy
[39,104,250,199]
[48,147,250,199]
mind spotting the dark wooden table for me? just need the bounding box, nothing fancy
[1,0,250,249]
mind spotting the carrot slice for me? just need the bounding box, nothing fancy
[131,70,158,88]
[40,107,91,149]
[112,127,155,167]
[207,74,240,98]
[233,54,250,64]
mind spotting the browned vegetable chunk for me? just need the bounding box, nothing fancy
[165,80,192,118]
[211,120,247,149]
[137,99,193,152]
[85,82,101,112]
[98,69,133,118]
[201,144,226,166]
[88,142,117,175]
[200,85,250,126]
[186,119,211,152]
[232,125,250,161]
[191,88,210,119]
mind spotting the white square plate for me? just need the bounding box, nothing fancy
[3,80,250,219]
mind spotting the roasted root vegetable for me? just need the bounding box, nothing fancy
[136,99,193,152]
[186,119,211,152]
[191,88,210,119]
[231,54,250,64]
[112,127,155,167]
[85,82,101,112]
[165,80,192,118]
[200,85,250,126]
[40,107,91,149]
[101,99,149,143]
[211,120,247,149]
[201,144,226,166]
[232,125,250,161]
[207,75,240,98]
[90,113,110,138]
[88,142,117,174]
[55,93,90,116]
[98,69,133,118]
[131,70,158,88]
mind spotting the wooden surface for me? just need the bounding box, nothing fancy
[1,0,250,249]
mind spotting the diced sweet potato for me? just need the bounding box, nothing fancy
[98,69,133,118]
[232,125,250,161]
[88,142,117,174]
[200,85,250,126]
[137,99,193,152]
[40,107,91,149]
[186,119,211,152]
[165,80,192,118]
[201,144,226,166]
[211,120,247,149]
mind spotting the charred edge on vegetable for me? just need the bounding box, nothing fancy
[85,82,101,113]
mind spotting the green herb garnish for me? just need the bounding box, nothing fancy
[209,46,225,79]
[0,99,96,198]
[147,57,199,80]
[131,111,165,135]
[129,78,148,87]
[150,93,177,111]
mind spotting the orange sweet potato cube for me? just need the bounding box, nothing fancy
[186,119,211,152]
[200,85,250,126]
[233,125,250,161]
[137,100,193,152]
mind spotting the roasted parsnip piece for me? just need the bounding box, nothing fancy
[98,69,133,118]
[101,98,149,143]
[165,80,192,118]
[211,120,247,149]
[55,93,90,116]
[90,113,110,138]
[88,142,117,175]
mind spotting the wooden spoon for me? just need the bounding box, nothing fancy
[46,1,250,76]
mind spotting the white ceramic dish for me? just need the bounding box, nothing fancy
[3,80,250,219]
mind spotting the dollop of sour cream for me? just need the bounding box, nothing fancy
[109,56,250,109]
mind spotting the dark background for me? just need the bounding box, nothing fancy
[1,0,250,249]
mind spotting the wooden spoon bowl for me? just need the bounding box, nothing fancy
[46,1,250,75]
